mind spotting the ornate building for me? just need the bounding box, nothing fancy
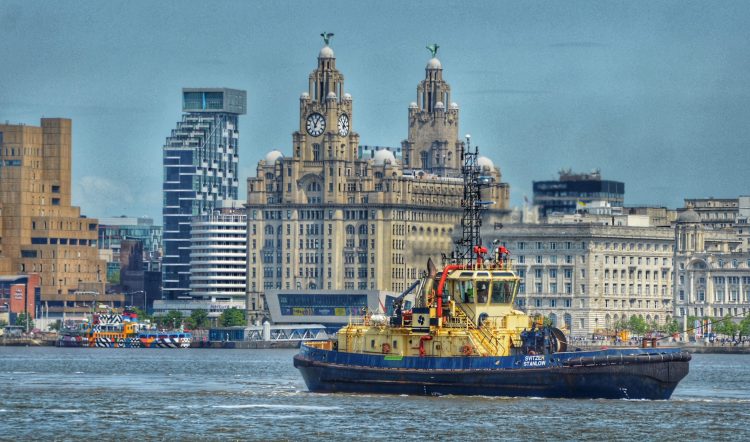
[487,223,675,338]
[673,208,750,325]
[0,119,108,319]
[246,38,511,321]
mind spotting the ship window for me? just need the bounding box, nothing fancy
[459,280,475,303]
[393,340,398,349]
[371,339,375,348]
[476,280,490,303]
[492,280,516,304]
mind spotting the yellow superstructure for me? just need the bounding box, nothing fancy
[336,260,534,358]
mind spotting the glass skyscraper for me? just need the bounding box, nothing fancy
[162,88,246,299]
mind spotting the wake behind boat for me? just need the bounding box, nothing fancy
[294,139,690,400]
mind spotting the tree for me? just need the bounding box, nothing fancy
[48,320,62,332]
[0,319,7,328]
[664,319,680,335]
[627,316,648,335]
[188,309,210,329]
[712,315,738,338]
[129,306,150,322]
[739,315,750,340]
[219,307,246,327]
[154,310,183,329]
[15,312,34,332]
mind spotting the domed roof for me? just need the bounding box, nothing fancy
[319,45,334,59]
[326,91,337,100]
[343,93,352,101]
[427,57,442,69]
[449,102,459,109]
[373,149,396,166]
[435,101,445,109]
[264,150,284,163]
[477,156,494,170]
[409,102,418,109]
[300,92,310,99]
[677,208,701,224]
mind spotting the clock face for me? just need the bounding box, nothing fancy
[306,113,326,137]
[337,113,350,136]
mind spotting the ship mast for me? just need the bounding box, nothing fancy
[452,134,491,265]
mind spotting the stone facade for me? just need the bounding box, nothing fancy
[673,208,750,323]
[246,42,511,321]
[484,223,675,338]
[0,119,108,318]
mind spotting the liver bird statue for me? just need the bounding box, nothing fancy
[321,32,334,46]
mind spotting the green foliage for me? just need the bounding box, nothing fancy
[739,315,750,338]
[664,319,680,334]
[15,312,34,331]
[627,316,648,335]
[154,310,183,329]
[712,315,738,338]
[219,307,246,327]
[129,307,151,323]
[48,320,62,332]
[188,309,210,329]
[0,319,8,328]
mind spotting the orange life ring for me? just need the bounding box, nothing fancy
[461,344,473,356]
[382,343,391,354]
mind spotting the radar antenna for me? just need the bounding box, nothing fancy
[451,134,492,265]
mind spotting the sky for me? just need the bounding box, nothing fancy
[1,0,749,221]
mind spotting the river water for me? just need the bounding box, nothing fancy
[1,347,748,441]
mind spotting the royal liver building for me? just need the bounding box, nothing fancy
[245,37,511,318]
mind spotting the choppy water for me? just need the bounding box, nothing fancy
[1,347,748,441]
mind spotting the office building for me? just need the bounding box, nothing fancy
[98,215,162,265]
[673,208,750,324]
[485,223,675,338]
[246,40,511,322]
[678,197,740,230]
[533,169,624,219]
[162,88,246,300]
[0,119,109,319]
[189,200,247,307]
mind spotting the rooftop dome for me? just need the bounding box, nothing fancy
[677,208,701,224]
[373,149,396,166]
[477,156,494,170]
[319,45,334,59]
[449,102,459,109]
[409,102,418,109]
[343,93,352,101]
[327,91,337,100]
[435,101,445,109]
[427,57,442,69]
[264,150,284,164]
[300,92,310,99]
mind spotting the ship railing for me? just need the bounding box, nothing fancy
[452,302,501,355]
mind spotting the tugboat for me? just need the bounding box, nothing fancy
[58,310,192,348]
[294,139,691,399]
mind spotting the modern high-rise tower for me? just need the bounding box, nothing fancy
[162,88,246,300]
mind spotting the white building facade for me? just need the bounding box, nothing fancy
[187,202,247,315]
[485,223,675,338]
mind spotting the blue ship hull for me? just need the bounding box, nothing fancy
[294,344,691,400]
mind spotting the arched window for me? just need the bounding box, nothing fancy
[346,225,355,235]
[264,225,274,235]
[420,151,429,169]
[358,225,368,235]
[563,313,572,331]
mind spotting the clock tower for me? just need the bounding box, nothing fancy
[293,34,359,164]
[401,44,463,177]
